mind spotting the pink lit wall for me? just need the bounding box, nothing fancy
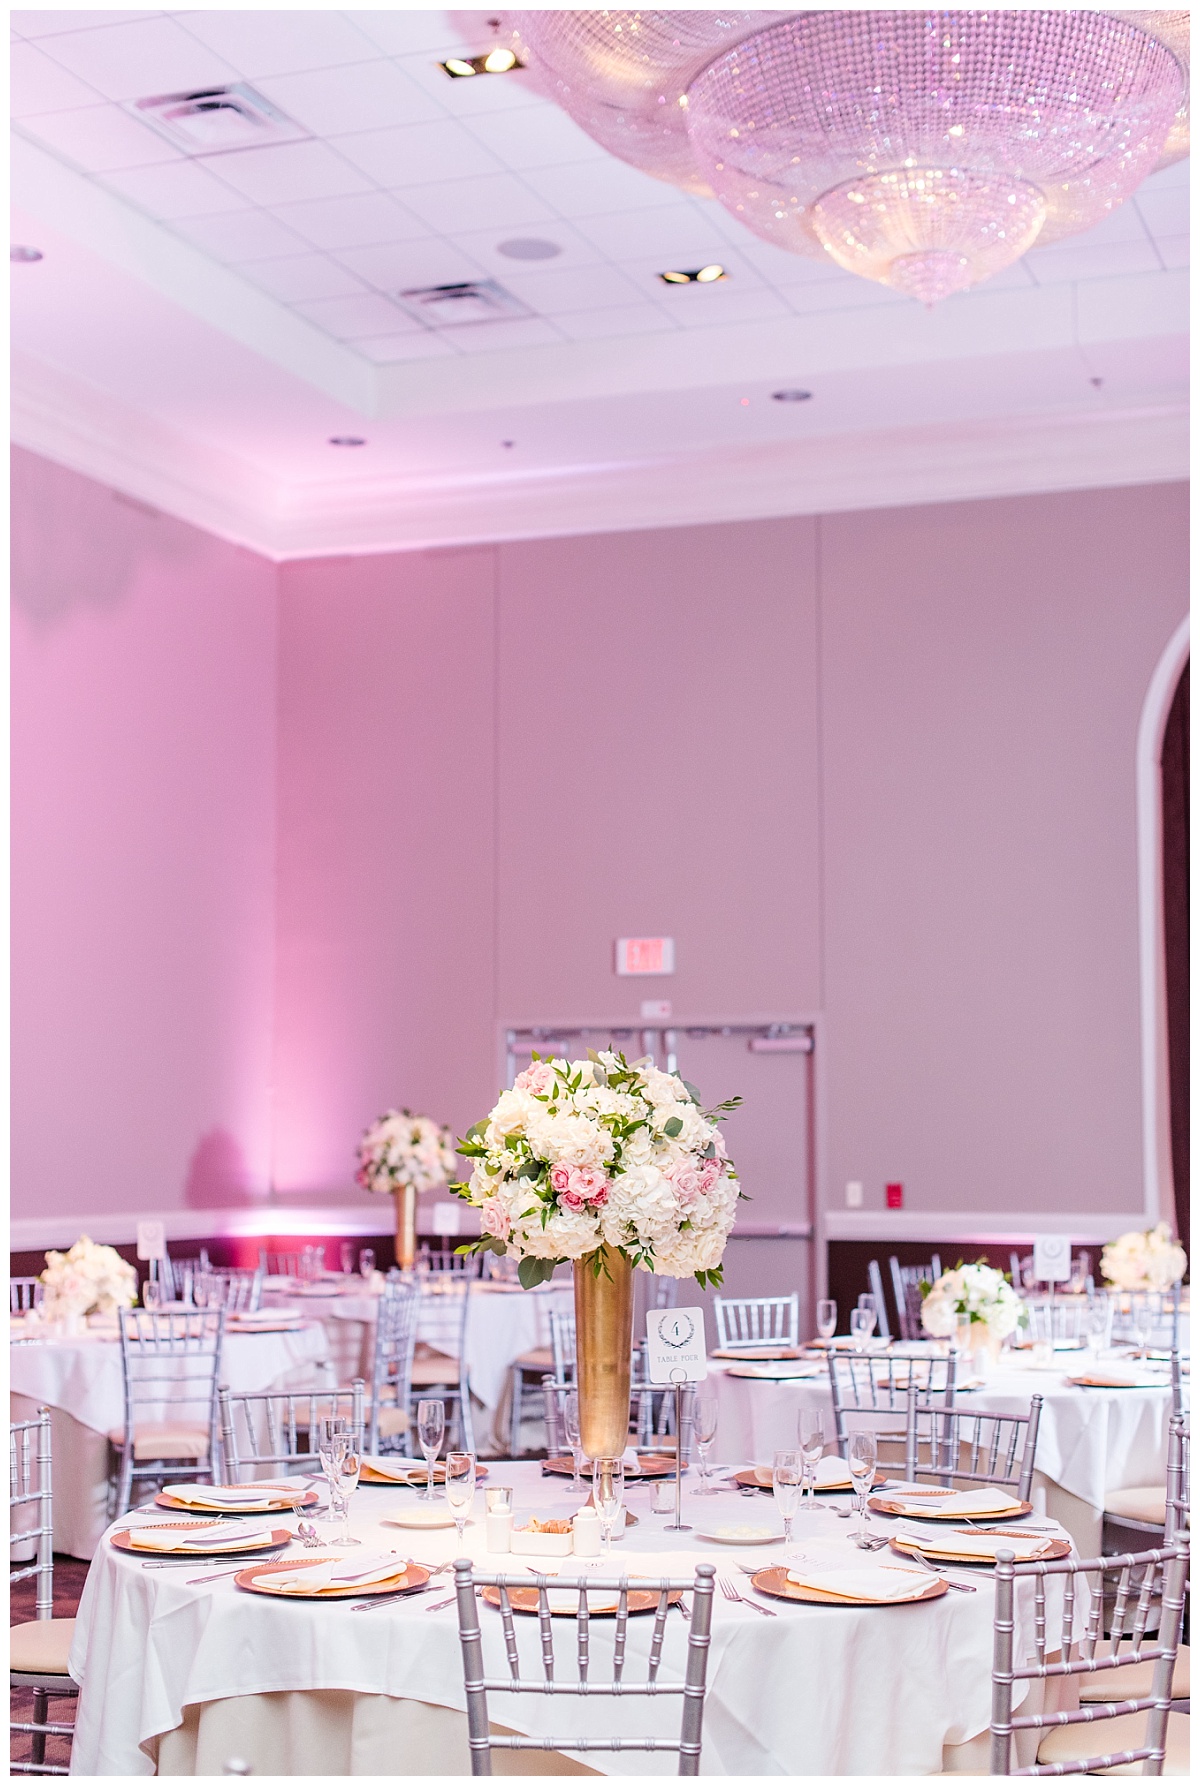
[11,448,277,1220]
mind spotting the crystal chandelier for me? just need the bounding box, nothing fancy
[495,10,1189,304]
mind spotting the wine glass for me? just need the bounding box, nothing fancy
[592,1459,625,1556]
[692,1396,719,1495]
[141,1278,162,1313]
[445,1452,476,1550]
[816,1299,837,1345]
[850,1307,875,1354]
[417,1399,445,1501]
[316,1416,350,1528]
[771,1449,803,1543]
[563,1391,585,1494]
[1086,1297,1111,1365]
[358,1248,375,1282]
[848,1430,877,1541]
[339,1242,356,1276]
[798,1410,825,1509]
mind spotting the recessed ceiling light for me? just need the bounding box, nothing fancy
[772,389,813,402]
[440,48,523,78]
[11,245,43,263]
[497,238,561,261]
[658,264,727,285]
[329,436,366,447]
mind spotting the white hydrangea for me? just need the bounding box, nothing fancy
[921,1263,1021,1340]
[1101,1223,1187,1292]
[356,1109,457,1196]
[41,1236,137,1318]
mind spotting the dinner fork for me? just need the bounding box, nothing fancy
[718,1575,777,1617]
[902,1552,977,1593]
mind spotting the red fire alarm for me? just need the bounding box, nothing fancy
[886,1182,904,1209]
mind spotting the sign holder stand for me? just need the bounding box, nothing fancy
[664,1371,691,1533]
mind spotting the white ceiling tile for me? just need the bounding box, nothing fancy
[12,39,108,114]
[1140,158,1190,191]
[1024,238,1164,284]
[252,59,444,137]
[333,117,504,186]
[343,11,467,58]
[1154,235,1189,270]
[12,12,161,39]
[237,252,369,304]
[336,238,492,294]
[462,104,611,170]
[270,191,432,252]
[34,14,237,101]
[495,262,648,316]
[782,276,909,316]
[510,157,691,220]
[1133,185,1191,238]
[575,204,736,263]
[443,316,567,354]
[730,240,841,287]
[290,290,419,340]
[202,139,375,205]
[350,331,459,363]
[169,208,311,263]
[452,221,608,276]
[657,284,793,328]
[100,156,252,219]
[174,10,381,78]
[17,105,180,172]
[398,172,558,233]
[550,304,677,343]
[1045,202,1150,249]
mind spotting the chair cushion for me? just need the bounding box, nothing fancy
[1103,1485,1167,1525]
[10,1618,76,1676]
[1036,1709,1190,1774]
[377,1406,409,1438]
[1079,1643,1190,1702]
[106,1422,210,1460]
[410,1350,461,1386]
[513,1348,554,1373]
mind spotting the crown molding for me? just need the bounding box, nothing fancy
[12,349,1188,559]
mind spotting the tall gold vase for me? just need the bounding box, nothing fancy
[394,1184,416,1271]
[573,1245,633,1460]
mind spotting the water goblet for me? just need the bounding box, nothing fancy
[693,1396,719,1495]
[816,1299,837,1345]
[592,1459,625,1556]
[850,1308,875,1354]
[771,1449,803,1542]
[445,1452,476,1550]
[339,1242,356,1277]
[417,1399,445,1501]
[358,1248,375,1282]
[1085,1298,1111,1365]
[563,1391,585,1494]
[141,1278,162,1313]
[798,1410,825,1509]
[847,1430,877,1541]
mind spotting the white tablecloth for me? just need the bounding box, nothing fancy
[68,1461,1077,1775]
[708,1352,1183,1554]
[10,1324,330,1559]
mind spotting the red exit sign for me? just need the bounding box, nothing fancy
[886,1182,904,1209]
[615,937,676,976]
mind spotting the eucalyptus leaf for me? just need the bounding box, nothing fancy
[663,1116,683,1138]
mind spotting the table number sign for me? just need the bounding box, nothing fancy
[136,1221,166,1262]
[1032,1235,1071,1284]
[645,1306,708,1384]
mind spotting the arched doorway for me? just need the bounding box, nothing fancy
[1161,660,1188,1255]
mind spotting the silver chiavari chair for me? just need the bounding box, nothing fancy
[1103,1412,1190,1548]
[10,1411,78,1775]
[366,1281,420,1457]
[258,1248,303,1281]
[109,1309,225,1515]
[1023,1297,1088,1349]
[409,1276,475,1452]
[541,1374,679,1463]
[889,1257,943,1343]
[218,1380,364,1481]
[866,1261,893,1341]
[913,1395,1043,1501]
[10,1279,43,1316]
[549,1308,576,1381]
[453,1557,717,1775]
[827,1352,957,1475]
[1107,1285,1184,1354]
[990,1542,1190,1774]
[204,1266,265,1314]
[713,1293,800,1352]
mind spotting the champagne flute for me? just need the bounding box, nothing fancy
[798,1410,825,1509]
[848,1430,877,1542]
[316,1417,349,1528]
[693,1396,719,1495]
[771,1449,803,1542]
[332,1420,362,1546]
[563,1391,585,1494]
[445,1452,476,1550]
[142,1278,162,1313]
[358,1248,375,1282]
[1086,1297,1111,1365]
[850,1308,874,1354]
[340,1242,356,1277]
[592,1459,625,1556]
[417,1399,445,1501]
[816,1299,837,1345]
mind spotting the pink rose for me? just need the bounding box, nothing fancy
[514,1062,555,1095]
[668,1163,703,1205]
[559,1190,586,1212]
[698,1159,723,1194]
[480,1201,510,1240]
[588,1183,609,1208]
[571,1166,610,1205]
[550,1163,572,1193]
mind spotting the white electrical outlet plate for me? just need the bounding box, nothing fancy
[845,1181,864,1209]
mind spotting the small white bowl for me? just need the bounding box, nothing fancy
[510,1528,574,1557]
[696,1525,784,1546]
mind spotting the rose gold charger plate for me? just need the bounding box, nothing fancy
[888,1533,1070,1566]
[868,1493,1033,1521]
[111,1522,293,1558]
[542,1454,675,1479]
[155,1489,318,1515]
[234,1557,431,1600]
[749,1565,946,1606]
[710,1347,804,1361]
[481,1583,682,1617]
[732,1469,865,1494]
[359,1461,490,1486]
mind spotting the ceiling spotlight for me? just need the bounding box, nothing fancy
[772,389,813,402]
[329,436,366,447]
[440,48,524,78]
[11,245,43,263]
[658,264,727,285]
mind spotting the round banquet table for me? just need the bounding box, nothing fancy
[10,1320,331,1559]
[708,1349,1186,1557]
[67,1460,1079,1776]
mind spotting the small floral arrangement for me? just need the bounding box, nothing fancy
[920,1261,1021,1340]
[40,1236,137,1318]
[454,1051,742,1289]
[356,1109,458,1197]
[1100,1222,1187,1293]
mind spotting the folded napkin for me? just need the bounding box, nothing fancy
[894,1523,1051,1561]
[785,1565,930,1602]
[813,1456,853,1490]
[256,1553,409,1594]
[163,1481,308,1509]
[128,1523,277,1552]
[363,1456,425,1483]
[886,1488,1025,1517]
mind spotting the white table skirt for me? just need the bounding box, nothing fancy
[10,1324,330,1559]
[708,1354,1182,1555]
[68,1461,1077,1776]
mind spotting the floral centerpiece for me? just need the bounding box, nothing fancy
[454,1051,741,1460]
[920,1262,1022,1349]
[1100,1222,1187,1292]
[40,1236,137,1323]
[356,1109,458,1269]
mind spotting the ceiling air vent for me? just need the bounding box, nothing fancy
[129,84,307,155]
[397,280,532,328]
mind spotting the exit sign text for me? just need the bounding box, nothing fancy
[615,937,676,976]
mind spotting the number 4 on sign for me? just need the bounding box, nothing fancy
[645,1308,708,1384]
